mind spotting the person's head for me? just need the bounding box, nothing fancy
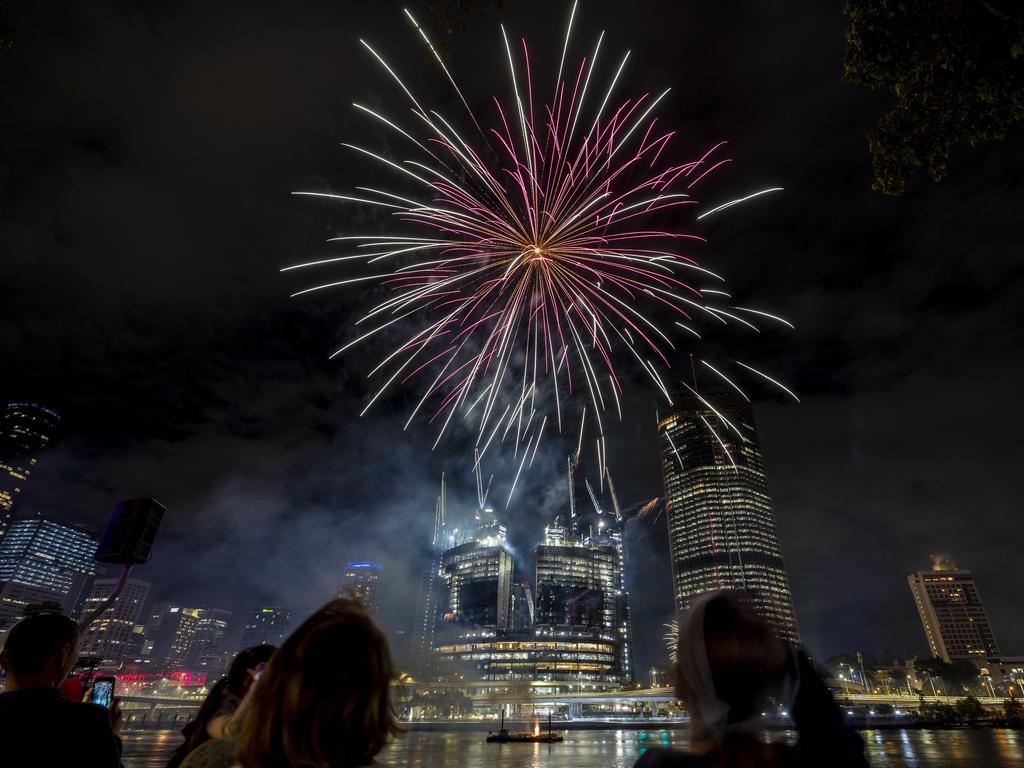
[674,591,790,744]
[227,644,277,699]
[173,643,279,763]
[699,594,788,720]
[238,599,400,768]
[0,613,80,690]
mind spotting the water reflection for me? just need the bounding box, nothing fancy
[859,729,1024,768]
[120,728,1024,768]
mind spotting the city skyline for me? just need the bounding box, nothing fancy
[1,0,1023,676]
[1,396,1021,675]
[0,399,1019,687]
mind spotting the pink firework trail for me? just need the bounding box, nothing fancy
[287,4,794,503]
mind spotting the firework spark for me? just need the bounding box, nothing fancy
[288,4,793,494]
[664,618,679,665]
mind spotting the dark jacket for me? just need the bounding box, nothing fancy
[0,687,121,767]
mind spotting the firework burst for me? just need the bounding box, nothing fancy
[287,4,794,498]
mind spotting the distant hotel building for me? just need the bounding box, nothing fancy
[908,555,1001,662]
[0,511,98,631]
[338,561,383,613]
[658,393,800,643]
[79,577,152,665]
[0,403,61,536]
[240,607,291,649]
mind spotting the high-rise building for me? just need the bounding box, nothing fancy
[79,577,151,665]
[438,511,513,636]
[532,514,632,685]
[658,393,800,644]
[0,512,98,631]
[0,582,67,637]
[337,561,383,613]
[431,463,636,692]
[0,403,61,536]
[0,512,97,594]
[240,607,291,649]
[142,603,203,667]
[192,608,231,664]
[908,555,1001,663]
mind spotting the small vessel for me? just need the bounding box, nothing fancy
[487,711,563,743]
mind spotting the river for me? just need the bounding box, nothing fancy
[123,727,1024,767]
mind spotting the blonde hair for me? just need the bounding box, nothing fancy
[238,599,401,768]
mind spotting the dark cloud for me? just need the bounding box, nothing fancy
[2,0,1022,675]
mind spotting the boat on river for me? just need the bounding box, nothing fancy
[487,712,563,743]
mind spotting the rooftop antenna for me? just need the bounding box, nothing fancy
[689,353,699,392]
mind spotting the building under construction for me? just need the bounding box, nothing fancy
[412,454,633,693]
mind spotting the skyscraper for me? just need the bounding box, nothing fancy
[141,603,203,668]
[533,514,632,685]
[658,393,800,643]
[0,403,61,537]
[192,607,232,665]
[79,577,151,665]
[337,561,383,613]
[438,515,513,635]
[240,607,291,649]
[908,555,1001,662]
[0,512,98,631]
[0,512,98,594]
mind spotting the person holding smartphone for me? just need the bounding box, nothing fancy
[0,612,122,768]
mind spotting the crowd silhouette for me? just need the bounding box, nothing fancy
[0,592,866,768]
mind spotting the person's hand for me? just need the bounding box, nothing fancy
[109,697,123,734]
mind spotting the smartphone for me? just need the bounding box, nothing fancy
[92,677,115,709]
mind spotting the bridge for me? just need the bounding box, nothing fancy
[116,686,1011,730]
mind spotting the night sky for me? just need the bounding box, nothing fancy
[2,1,1022,674]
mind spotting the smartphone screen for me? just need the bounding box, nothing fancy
[92,678,115,709]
